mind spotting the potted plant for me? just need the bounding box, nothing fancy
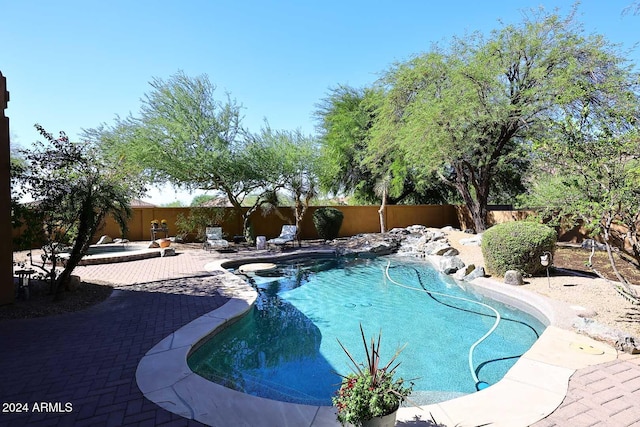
[160,219,168,230]
[151,219,160,229]
[333,325,413,427]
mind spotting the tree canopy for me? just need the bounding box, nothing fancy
[97,71,292,240]
[13,125,144,298]
[314,85,451,205]
[367,7,631,231]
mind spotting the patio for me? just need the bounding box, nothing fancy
[1,244,639,426]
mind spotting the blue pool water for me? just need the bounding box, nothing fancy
[188,255,546,406]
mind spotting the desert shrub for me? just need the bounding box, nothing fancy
[482,221,557,276]
[313,207,344,240]
[175,207,229,242]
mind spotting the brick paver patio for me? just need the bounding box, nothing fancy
[0,251,229,427]
[532,357,640,427]
[1,246,639,426]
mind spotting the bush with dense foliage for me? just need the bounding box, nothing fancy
[482,221,557,276]
[175,207,229,242]
[313,207,344,240]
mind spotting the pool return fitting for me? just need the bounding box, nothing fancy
[384,261,500,391]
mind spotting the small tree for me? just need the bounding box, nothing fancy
[96,72,285,243]
[14,125,143,299]
[527,59,640,301]
[313,208,344,240]
[175,207,230,242]
[249,125,320,245]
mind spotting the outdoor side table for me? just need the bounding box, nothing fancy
[15,268,35,300]
[151,227,169,240]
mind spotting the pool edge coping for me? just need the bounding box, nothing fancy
[135,252,618,427]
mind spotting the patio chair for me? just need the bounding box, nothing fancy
[203,227,229,251]
[267,225,297,249]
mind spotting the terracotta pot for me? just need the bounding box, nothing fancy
[159,239,171,248]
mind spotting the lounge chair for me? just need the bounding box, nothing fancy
[203,227,229,251]
[267,225,297,249]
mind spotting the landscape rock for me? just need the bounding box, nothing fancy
[335,233,401,256]
[439,256,465,274]
[161,247,176,257]
[453,264,476,280]
[572,305,598,318]
[581,239,607,251]
[574,318,627,344]
[615,336,640,354]
[429,230,446,241]
[460,234,483,246]
[389,227,410,235]
[441,226,459,232]
[442,248,460,257]
[504,270,524,286]
[406,225,428,234]
[413,235,433,252]
[113,238,129,244]
[424,241,451,255]
[97,235,113,245]
[148,241,160,249]
[464,266,486,281]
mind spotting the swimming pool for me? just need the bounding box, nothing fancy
[188,255,546,406]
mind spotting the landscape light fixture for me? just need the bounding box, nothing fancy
[540,251,552,288]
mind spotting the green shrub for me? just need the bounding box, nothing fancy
[313,207,344,240]
[175,207,229,242]
[481,221,557,276]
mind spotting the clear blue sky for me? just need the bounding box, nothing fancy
[2,1,638,204]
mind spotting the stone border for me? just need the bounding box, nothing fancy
[59,243,163,266]
[136,252,617,426]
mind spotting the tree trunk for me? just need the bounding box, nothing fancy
[455,181,488,232]
[54,202,101,300]
[378,187,387,234]
[293,199,305,247]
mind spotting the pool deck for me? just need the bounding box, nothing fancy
[1,245,640,426]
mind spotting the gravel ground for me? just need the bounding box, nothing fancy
[444,229,640,342]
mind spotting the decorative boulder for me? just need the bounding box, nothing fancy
[439,256,465,274]
[504,270,524,286]
[442,248,460,257]
[430,230,446,241]
[460,234,483,246]
[425,241,451,255]
[406,225,428,234]
[464,266,486,282]
[369,241,400,255]
[389,227,410,235]
[97,235,113,245]
[441,226,459,232]
[453,264,476,280]
[615,336,640,354]
[581,239,606,251]
[161,247,176,257]
[414,235,432,252]
[114,238,130,244]
[148,241,160,249]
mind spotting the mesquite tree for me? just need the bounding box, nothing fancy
[98,72,285,242]
[368,8,622,232]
